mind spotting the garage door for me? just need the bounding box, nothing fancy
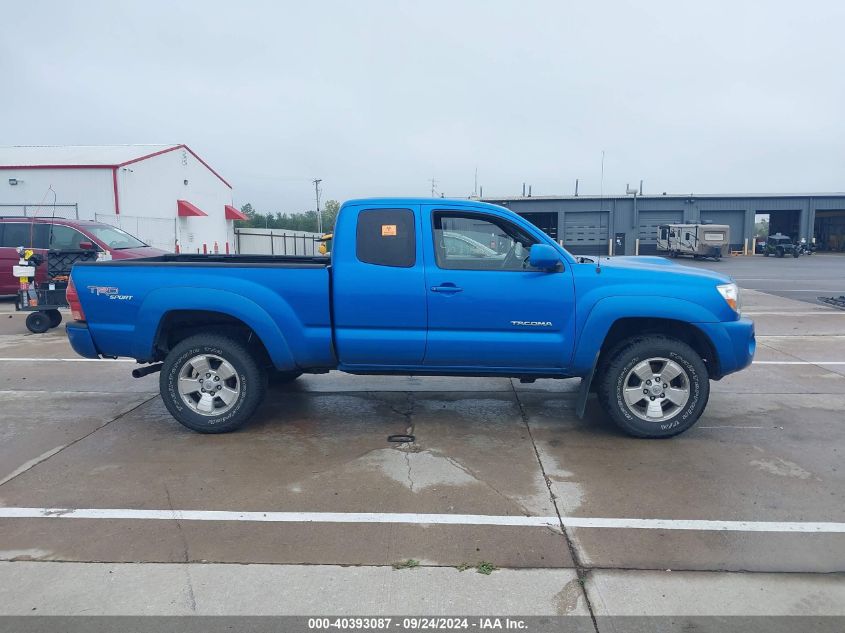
[700,210,745,251]
[520,212,559,241]
[638,210,683,255]
[564,212,608,255]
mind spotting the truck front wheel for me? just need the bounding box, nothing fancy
[598,336,709,438]
[160,333,267,433]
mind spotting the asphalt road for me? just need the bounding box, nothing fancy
[0,255,843,623]
[681,252,845,305]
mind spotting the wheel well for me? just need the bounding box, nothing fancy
[153,310,272,366]
[596,317,720,379]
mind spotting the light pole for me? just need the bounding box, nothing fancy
[313,179,323,233]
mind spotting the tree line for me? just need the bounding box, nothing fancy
[236,200,340,233]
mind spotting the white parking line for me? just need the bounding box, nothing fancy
[753,361,845,365]
[0,507,842,533]
[743,311,845,316]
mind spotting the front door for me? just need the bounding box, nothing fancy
[422,207,576,371]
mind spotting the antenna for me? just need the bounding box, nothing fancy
[48,186,57,249]
[597,151,605,273]
[429,178,438,197]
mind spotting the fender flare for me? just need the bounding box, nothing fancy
[133,287,297,370]
[572,296,721,417]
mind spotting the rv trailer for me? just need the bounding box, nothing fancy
[656,223,730,261]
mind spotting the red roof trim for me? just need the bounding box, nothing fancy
[0,164,115,170]
[177,200,208,217]
[0,144,232,189]
[181,145,233,189]
[118,145,182,168]
[117,144,232,189]
[224,204,249,221]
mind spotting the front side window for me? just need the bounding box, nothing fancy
[48,225,89,249]
[84,224,146,249]
[433,211,538,271]
[356,208,415,267]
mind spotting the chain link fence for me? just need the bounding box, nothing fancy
[0,203,79,219]
[235,228,323,256]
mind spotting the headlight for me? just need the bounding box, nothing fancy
[716,283,741,314]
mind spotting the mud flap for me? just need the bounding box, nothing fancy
[575,353,599,419]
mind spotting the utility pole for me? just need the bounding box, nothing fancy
[313,179,322,233]
[474,168,478,197]
[429,178,438,197]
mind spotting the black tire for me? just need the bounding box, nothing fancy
[763,251,769,257]
[25,311,51,334]
[776,248,784,258]
[792,250,800,258]
[160,333,267,433]
[597,336,709,438]
[46,309,62,328]
[269,370,303,385]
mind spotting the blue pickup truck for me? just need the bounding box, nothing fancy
[66,198,755,438]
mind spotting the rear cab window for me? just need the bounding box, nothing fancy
[356,208,415,267]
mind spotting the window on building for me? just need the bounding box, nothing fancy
[432,211,538,271]
[356,208,415,267]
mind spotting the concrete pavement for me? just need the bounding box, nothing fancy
[0,254,843,623]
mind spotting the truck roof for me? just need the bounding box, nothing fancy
[344,197,506,212]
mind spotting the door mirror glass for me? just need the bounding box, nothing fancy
[528,244,560,271]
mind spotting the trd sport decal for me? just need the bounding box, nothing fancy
[88,286,133,301]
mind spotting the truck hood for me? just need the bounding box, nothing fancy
[570,255,739,322]
[589,256,732,284]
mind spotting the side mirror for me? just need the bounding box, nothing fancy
[78,241,95,250]
[528,244,561,271]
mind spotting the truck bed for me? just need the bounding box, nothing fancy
[70,254,335,369]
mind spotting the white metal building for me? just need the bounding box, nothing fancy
[0,144,246,253]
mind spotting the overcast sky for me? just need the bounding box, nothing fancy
[2,1,843,212]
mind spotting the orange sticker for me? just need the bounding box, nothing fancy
[381,224,397,236]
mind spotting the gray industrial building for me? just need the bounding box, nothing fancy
[482,193,845,256]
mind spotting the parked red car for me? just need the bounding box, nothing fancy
[0,217,167,295]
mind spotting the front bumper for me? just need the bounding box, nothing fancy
[65,322,101,359]
[696,318,755,378]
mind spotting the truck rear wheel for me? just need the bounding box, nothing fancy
[598,336,709,438]
[160,333,267,433]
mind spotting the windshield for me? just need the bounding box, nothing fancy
[85,224,148,249]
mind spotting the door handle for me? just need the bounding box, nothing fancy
[430,284,463,294]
